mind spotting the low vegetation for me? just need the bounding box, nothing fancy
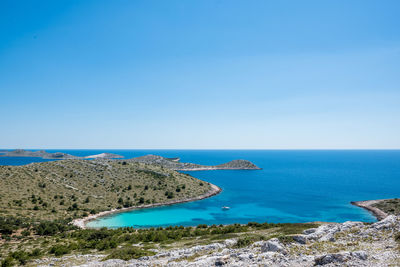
[373,198,400,215]
[0,215,318,266]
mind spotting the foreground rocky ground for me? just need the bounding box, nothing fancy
[33,215,400,267]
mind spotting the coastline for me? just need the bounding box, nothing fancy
[177,167,261,171]
[74,194,391,229]
[72,184,222,229]
[351,199,389,221]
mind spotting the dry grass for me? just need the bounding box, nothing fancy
[0,159,212,221]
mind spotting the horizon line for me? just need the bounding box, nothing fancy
[1,148,400,151]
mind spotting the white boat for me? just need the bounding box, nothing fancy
[221,206,230,210]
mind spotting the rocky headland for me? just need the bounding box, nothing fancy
[351,200,389,221]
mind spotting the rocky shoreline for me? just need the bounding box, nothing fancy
[72,184,222,229]
[351,199,389,221]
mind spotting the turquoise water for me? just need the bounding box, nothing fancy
[1,150,400,227]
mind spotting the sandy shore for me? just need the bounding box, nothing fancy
[72,184,222,229]
[351,199,389,221]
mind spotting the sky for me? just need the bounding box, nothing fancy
[0,0,399,149]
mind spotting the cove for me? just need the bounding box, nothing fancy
[85,150,400,228]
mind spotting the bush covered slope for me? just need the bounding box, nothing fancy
[0,159,212,221]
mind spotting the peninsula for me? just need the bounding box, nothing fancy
[128,154,261,171]
[351,198,400,221]
[0,159,218,222]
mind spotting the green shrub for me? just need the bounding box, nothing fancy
[49,245,71,256]
[21,230,30,236]
[10,251,29,265]
[234,235,263,248]
[395,232,400,243]
[1,257,13,267]
[277,235,294,244]
[35,221,72,236]
[0,225,13,235]
[95,239,118,251]
[29,248,42,257]
[165,191,174,199]
[104,247,155,261]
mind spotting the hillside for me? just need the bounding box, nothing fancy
[128,155,261,171]
[0,159,214,222]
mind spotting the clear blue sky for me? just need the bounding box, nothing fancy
[1,0,399,149]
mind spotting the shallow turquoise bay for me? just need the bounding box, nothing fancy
[1,150,399,228]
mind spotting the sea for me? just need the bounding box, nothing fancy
[1,149,399,228]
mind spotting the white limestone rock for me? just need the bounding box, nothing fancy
[314,252,351,265]
[371,215,398,230]
[261,238,287,254]
[351,250,368,260]
[293,234,307,244]
[224,238,237,247]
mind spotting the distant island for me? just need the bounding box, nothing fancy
[0,150,261,170]
[0,149,123,159]
[128,154,261,171]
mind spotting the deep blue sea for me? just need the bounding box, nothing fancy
[1,150,400,228]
